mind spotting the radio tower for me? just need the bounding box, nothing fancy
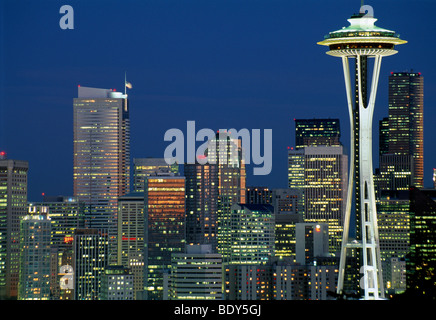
[318,5,406,300]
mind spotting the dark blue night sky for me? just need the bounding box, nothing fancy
[0,0,435,201]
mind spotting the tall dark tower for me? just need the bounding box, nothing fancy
[388,72,424,188]
[318,5,406,299]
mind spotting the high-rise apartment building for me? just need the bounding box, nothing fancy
[18,205,51,300]
[144,175,185,300]
[0,156,28,299]
[117,192,144,299]
[387,72,424,188]
[133,158,178,193]
[294,118,341,148]
[73,86,130,261]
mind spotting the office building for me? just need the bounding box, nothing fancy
[246,186,272,204]
[386,257,406,295]
[117,192,144,299]
[387,72,424,188]
[206,132,246,264]
[406,187,436,299]
[100,265,134,300]
[376,190,410,292]
[18,205,51,300]
[73,86,130,262]
[379,117,390,156]
[166,244,222,300]
[0,156,28,299]
[144,175,185,300]
[29,196,85,252]
[229,204,275,265]
[288,146,348,254]
[224,264,272,300]
[133,158,179,193]
[273,262,338,300]
[272,188,303,260]
[375,154,413,198]
[184,162,219,251]
[73,228,109,300]
[294,118,341,148]
[295,223,330,265]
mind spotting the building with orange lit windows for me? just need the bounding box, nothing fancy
[144,175,185,300]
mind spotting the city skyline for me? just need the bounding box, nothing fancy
[0,0,435,303]
[0,0,435,202]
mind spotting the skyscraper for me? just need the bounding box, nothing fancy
[287,146,348,254]
[18,205,51,300]
[29,196,85,253]
[144,175,185,300]
[117,192,144,299]
[294,118,341,149]
[184,162,219,251]
[0,156,28,299]
[295,223,330,266]
[203,132,246,264]
[229,204,275,265]
[376,190,410,293]
[388,72,424,188]
[133,158,179,193]
[379,117,390,157]
[73,228,109,300]
[73,86,130,263]
[272,188,303,260]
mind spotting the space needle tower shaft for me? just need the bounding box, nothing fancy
[318,5,406,300]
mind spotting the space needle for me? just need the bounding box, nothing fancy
[318,5,406,300]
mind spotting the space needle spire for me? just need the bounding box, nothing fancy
[318,5,406,300]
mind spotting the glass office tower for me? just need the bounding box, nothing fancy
[73,86,130,263]
[387,72,424,188]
